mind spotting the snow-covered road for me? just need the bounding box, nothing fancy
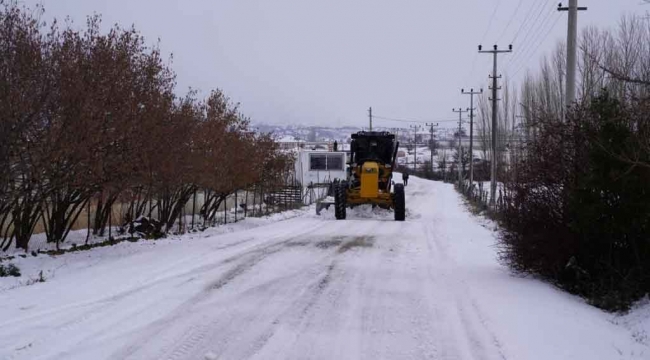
[1,177,648,360]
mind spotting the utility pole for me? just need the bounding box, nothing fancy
[409,124,421,171]
[452,108,469,187]
[368,107,373,131]
[558,1,587,109]
[425,122,439,173]
[461,88,482,192]
[479,44,512,211]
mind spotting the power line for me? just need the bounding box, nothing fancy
[507,2,558,74]
[496,0,525,43]
[509,15,562,78]
[507,0,551,68]
[507,0,554,67]
[480,0,504,44]
[506,6,558,73]
[510,0,542,44]
[467,0,503,85]
[508,0,552,53]
[372,115,459,124]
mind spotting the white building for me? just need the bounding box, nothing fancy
[294,150,347,187]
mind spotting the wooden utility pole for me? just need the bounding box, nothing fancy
[368,107,373,131]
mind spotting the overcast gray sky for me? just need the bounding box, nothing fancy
[23,0,648,129]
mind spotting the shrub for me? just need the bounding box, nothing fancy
[0,263,21,277]
[500,93,650,311]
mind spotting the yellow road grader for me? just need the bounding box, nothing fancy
[333,131,405,221]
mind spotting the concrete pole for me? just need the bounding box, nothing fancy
[409,125,420,171]
[491,51,498,210]
[566,0,578,106]
[458,112,463,186]
[452,108,469,187]
[462,88,482,193]
[558,1,587,109]
[426,122,438,174]
[479,44,512,210]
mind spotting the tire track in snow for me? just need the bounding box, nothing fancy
[155,255,340,360]
[234,260,339,359]
[423,214,508,360]
[157,223,379,360]
[110,222,347,360]
[1,235,260,332]
[6,221,330,360]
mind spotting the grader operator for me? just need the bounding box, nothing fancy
[333,131,405,221]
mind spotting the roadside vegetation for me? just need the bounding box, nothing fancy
[0,1,292,253]
[476,16,650,311]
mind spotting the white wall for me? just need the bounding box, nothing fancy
[295,151,347,186]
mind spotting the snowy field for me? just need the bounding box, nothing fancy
[0,176,648,359]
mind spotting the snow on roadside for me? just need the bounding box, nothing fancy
[614,297,650,348]
[449,178,650,358]
[0,207,312,292]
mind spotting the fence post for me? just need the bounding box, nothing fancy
[191,189,196,229]
[108,203,112,241]
[85,200,91,245]
[244,189,248,218]
[252,186,257,217]
[179,205,183,233]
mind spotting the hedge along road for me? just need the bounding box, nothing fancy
[0,176,646,360]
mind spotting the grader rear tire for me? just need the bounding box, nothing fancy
[394,183,405,221]
[334,182,347,220]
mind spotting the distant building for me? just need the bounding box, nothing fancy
[276,135,350,152]
[294,150,347,187]
[276,135,306,150]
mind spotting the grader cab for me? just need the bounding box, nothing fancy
[333,131,405,221]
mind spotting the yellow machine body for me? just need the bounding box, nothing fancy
[345,161,394,207]
[360,162,379,198]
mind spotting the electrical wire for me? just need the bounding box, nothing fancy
[510,0,544,45]
[496,0,525,43]
[507,0,554,66]
[372,115,460,124]
[506,5,556,71]
[510,15,562,78]
[480,0,503,45]
[466,0,503,86]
